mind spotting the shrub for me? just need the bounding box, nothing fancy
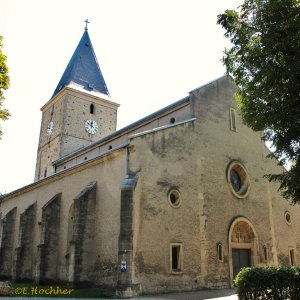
[234,266,300,300]
[0,281,14,296]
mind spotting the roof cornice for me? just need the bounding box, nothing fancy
[41,86,119,112]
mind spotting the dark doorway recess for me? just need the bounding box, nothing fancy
[232,249,251,278]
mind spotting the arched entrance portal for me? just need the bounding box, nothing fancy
[228,217,259,281]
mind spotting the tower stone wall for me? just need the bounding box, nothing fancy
[34,28,119,182]
[35,89,119,181]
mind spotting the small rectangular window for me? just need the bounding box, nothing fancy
[289,248,295,266]
[230,108,237,131]
[170,243,182,273]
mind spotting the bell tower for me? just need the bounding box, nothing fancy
[35,25,119,181]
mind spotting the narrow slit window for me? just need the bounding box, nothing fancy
[90,104,95,115]
[0,218,3,249]
[230,108,237,131]
[289,249,295,266]
[171,244,182,272]
[263,245,268,261]
[217,243,223,261]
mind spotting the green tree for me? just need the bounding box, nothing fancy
[0,35,10,138]
[217,0,300,204]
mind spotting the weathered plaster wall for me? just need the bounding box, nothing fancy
[270,181,300,266]
[54,101,191,174]
[37,193,61,284]
[1,76,300,297]
[14,203,36,281]
[0,150,125,289]
[128,76,300,294]
[190,77,274,286]
[189,76,300,285]
[129,120,203,294]
[0,207,17,279]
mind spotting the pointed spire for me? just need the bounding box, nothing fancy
[52,28,110,98]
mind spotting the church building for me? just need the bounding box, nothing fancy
[0,27,299,298]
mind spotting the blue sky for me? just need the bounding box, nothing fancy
[0,0,243,193]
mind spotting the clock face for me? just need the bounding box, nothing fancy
[47,121,54,135]
[85,119,98,134]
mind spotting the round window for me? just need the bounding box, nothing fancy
[285,211,292,225]
[168,189,181,208]
[227,161,250,198]
[230,169,242,192]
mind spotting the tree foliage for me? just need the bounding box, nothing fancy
[0,35,10,138]
[217,0,300,204]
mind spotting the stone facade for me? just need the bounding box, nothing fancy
[1,74,300,298]
[35,88,119,181]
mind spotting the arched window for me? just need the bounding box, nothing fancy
[230,108,237,131]
[90,104,95,115]
[289,248,295,266]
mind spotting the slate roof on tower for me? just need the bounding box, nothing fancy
[52,28,110,98]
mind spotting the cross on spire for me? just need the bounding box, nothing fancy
[84,19,90,31]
